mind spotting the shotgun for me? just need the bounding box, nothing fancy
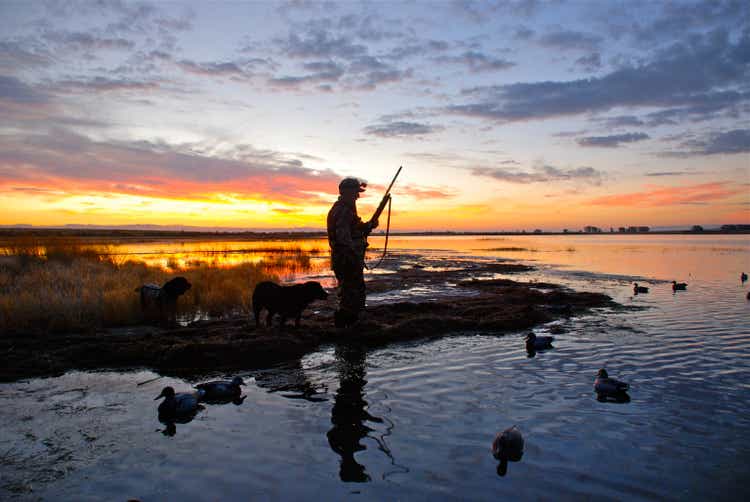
[369,166,402,226]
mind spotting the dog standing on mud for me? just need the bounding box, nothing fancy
[252,281,328,327]
[135,276,191,326]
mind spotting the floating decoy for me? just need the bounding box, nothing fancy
[492,425,524,475]
[525,332,554,352]
[742,272,748,283]
[633,283,649,294]
[155,386,204,417]
[492,425,524,461]
[594,369,629,395]
[195,376,245,400]
[672,281,687,291]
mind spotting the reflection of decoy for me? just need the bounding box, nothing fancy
[195,376,245,400]
[633,283,649,294]
[741,272,748,283]
[155,386,204,417]
[672,281,687,291]
[594,369,629,396]
[525,332,553,352]
[492,426,524,477]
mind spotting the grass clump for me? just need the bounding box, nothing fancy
[0,237,308,334]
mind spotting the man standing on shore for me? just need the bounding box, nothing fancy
[327,177,379,328]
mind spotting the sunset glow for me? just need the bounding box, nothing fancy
[1,1,748,231]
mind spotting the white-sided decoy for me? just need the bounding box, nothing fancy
[594,369,629,395]
[155,386,204,417]
[525,332,554,351]
[672,281,687,291]
[195,376,245,400]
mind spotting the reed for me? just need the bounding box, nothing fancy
[0,237,306,334]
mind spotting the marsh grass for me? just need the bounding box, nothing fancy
[0,237,320,334]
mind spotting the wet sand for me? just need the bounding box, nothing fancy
[0,260,617,382]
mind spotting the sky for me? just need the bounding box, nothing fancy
[0,0,748,232]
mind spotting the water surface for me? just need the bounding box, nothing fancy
[1,235,749,500]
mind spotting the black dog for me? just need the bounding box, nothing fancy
[135,276,191,326]
[252,281,328,327]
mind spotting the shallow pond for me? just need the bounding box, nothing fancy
[1,235,749,500]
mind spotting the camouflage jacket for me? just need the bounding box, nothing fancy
[327,197,372,265]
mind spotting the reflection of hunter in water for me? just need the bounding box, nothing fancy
[327,344,383,482]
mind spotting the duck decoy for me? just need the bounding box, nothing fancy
[594,369,629,395]
[525,332,554,352]
[746,291,749,301]
[672,281,687,291]
[742,272,748,283]
[633,283,649,294]
[492,425,524,476]
[195,376,245,401]
[155,386,204,417]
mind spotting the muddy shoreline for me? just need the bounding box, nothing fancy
[0,260,618,382]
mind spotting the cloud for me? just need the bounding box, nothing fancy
[0,75,49,104]
[435,51,515,73]
[664,129,750,156]
[538,30,602,52]
[363,121,444,138]
[447,29,749,124]
[574,52,601,72]
[41,30,135,52]
[577,132,650,148]
[469,164,604,184]
[49,76,161,93]
[0,129,342,204]
[279,30,366,60]
[587,182,744,206]
[398,185,457,200]
[645,172,698,177]
[0,40,52,70]
[594,115,645,129]
[175,59,250,78]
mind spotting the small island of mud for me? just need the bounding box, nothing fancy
[0,256,618,382]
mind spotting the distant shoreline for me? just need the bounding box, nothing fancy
[0,228,748,241]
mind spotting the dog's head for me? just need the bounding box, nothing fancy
[302,281,328,301]
[162,276,192,298]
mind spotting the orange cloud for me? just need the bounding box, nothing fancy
[587,182,745,207]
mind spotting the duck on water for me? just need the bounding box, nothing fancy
[195,376,246,403]
[155,386,205,418]
[633,283,649,294]
[492,426,524,477]
[594,369,630,403]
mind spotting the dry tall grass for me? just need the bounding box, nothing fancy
[0,237,320,334]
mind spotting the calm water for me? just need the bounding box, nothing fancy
[1,235,749,500]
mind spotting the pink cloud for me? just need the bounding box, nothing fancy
[587,182,745,207]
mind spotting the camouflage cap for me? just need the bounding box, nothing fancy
[338,177,367,192]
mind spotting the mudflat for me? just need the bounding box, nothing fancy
[0,260,617,382]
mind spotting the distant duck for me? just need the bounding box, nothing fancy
[491,425,524,461]
[525,332,554,351]
[155,386,204,417]
[633,283,649,294]
[742,272,748,283]
[195,376,245,400]
[672,281,687,291]
[594,369,629,395]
